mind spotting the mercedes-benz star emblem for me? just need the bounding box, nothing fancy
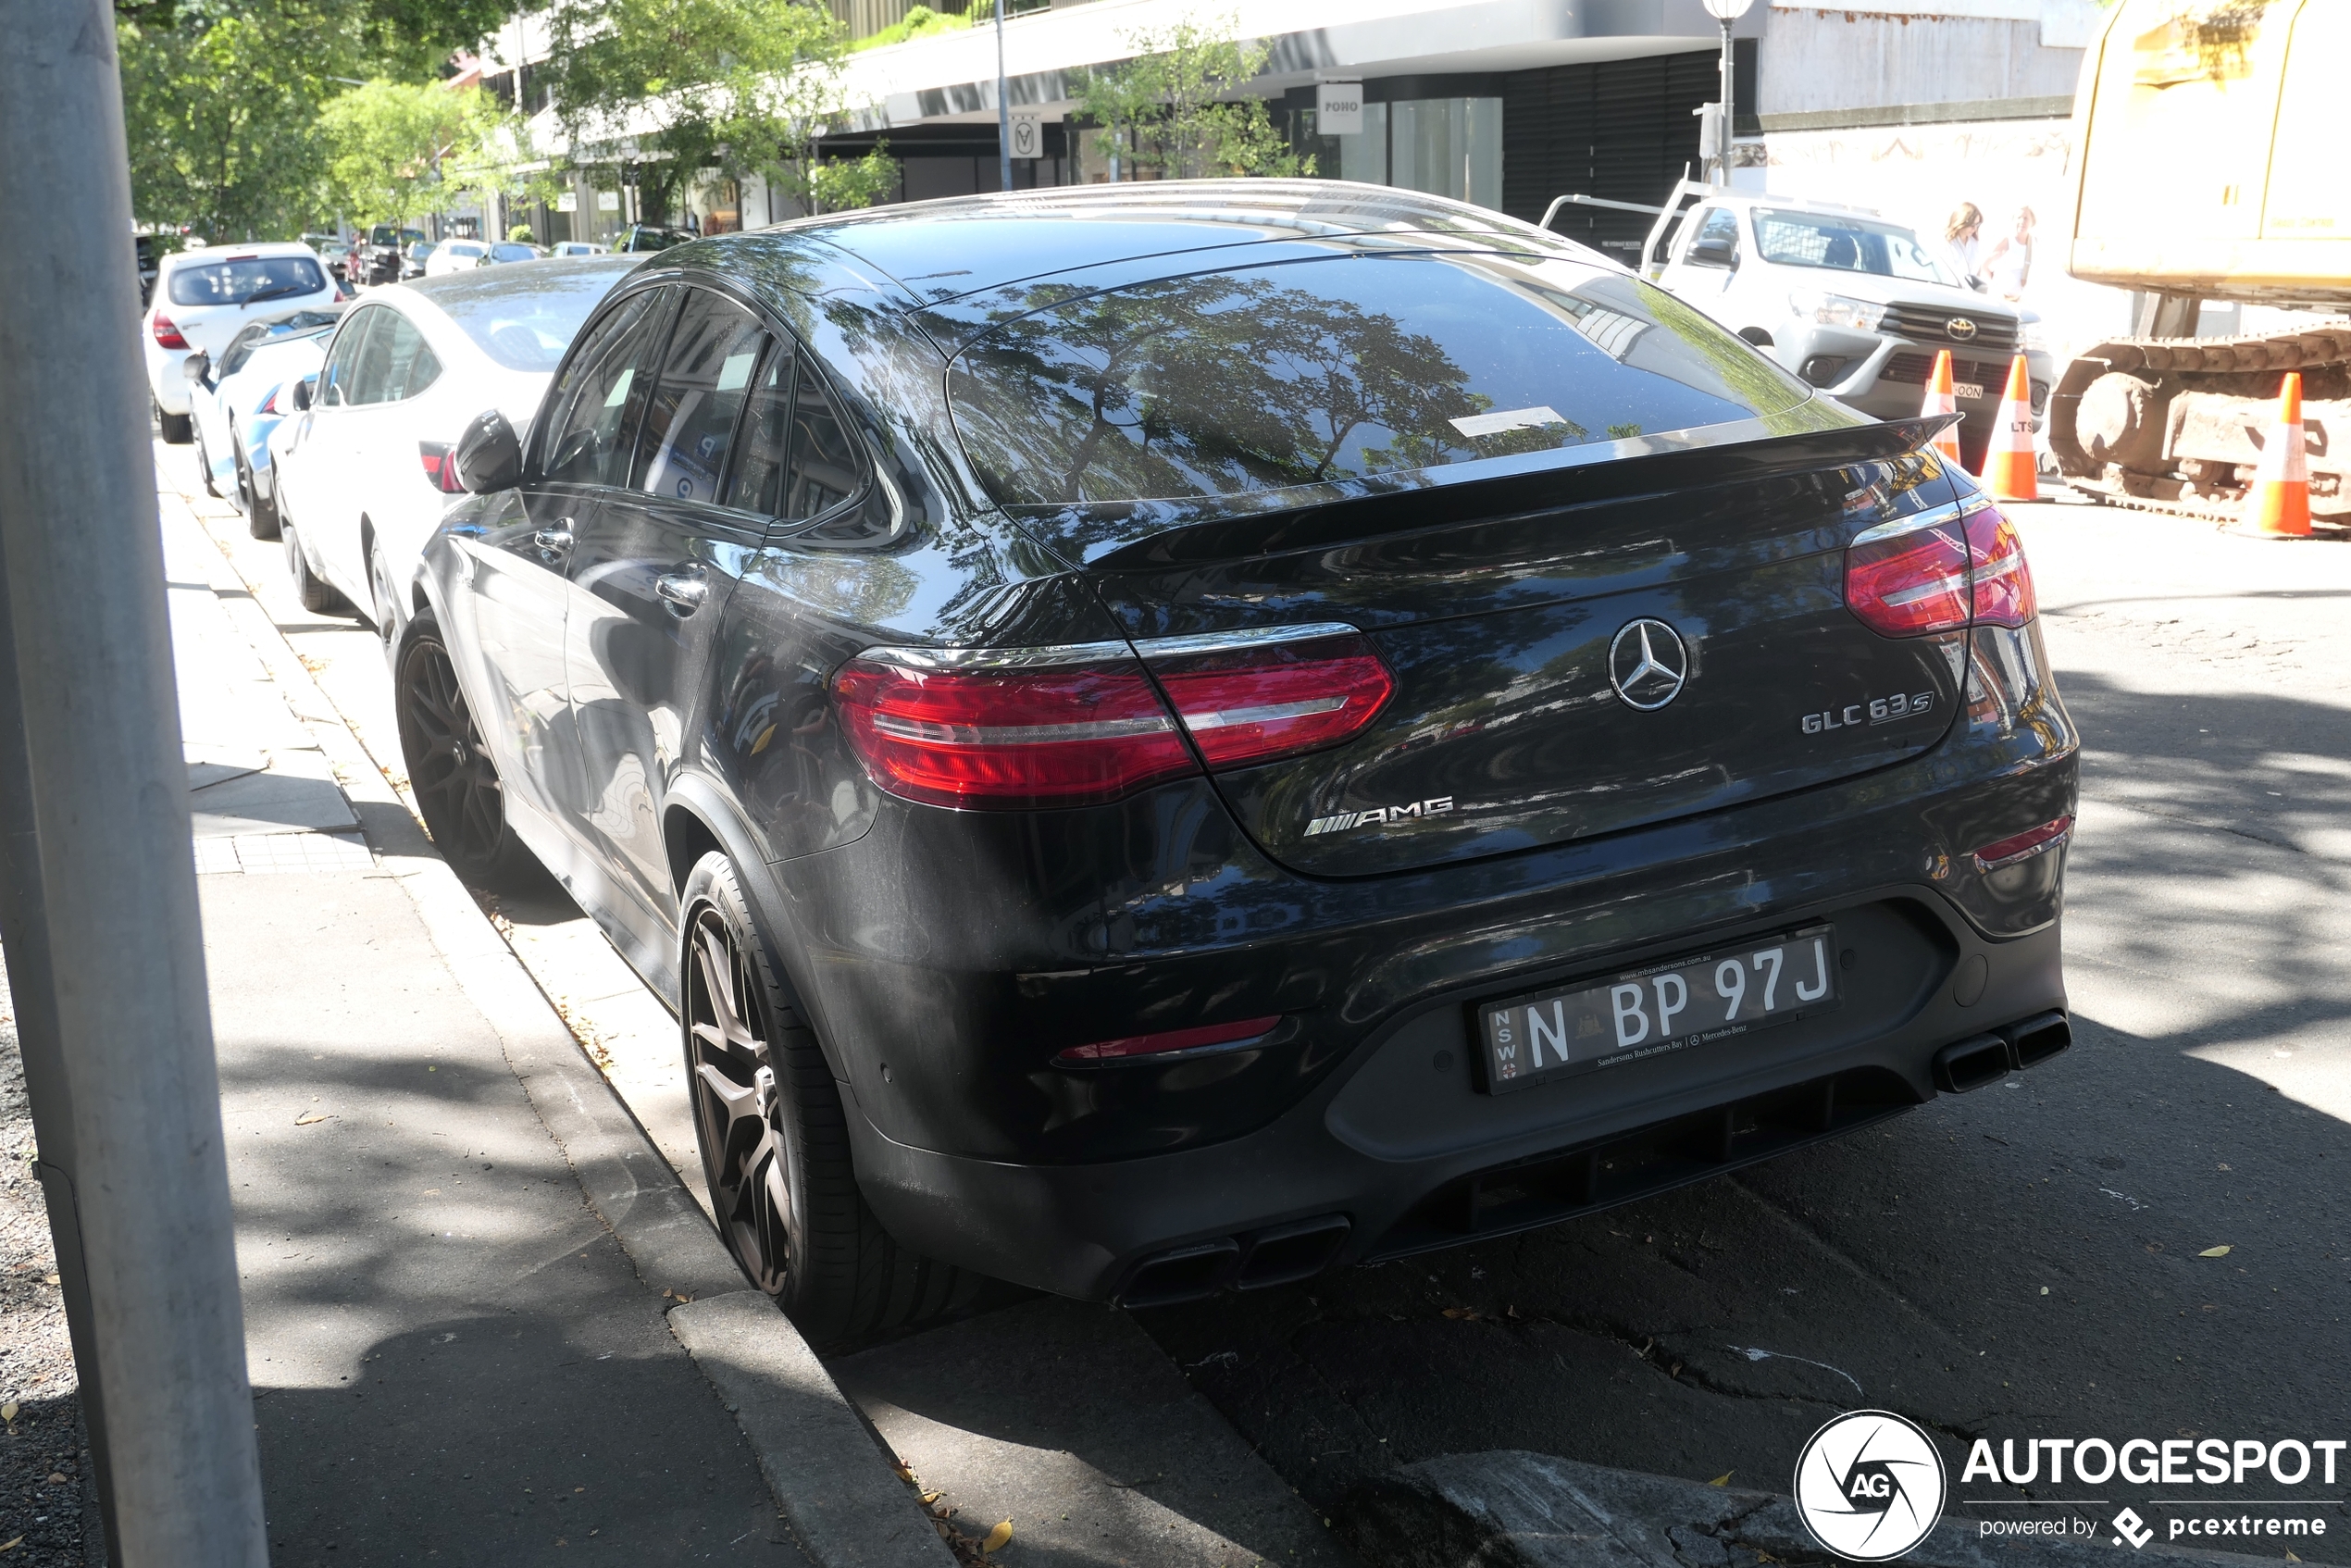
[1609,619,1689,711]
[1947,317,1979,342]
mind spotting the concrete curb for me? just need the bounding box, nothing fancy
[1341,1452,2292,1568]
[173,492,953,1568]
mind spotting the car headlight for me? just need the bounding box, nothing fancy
[1788,290,1888,333]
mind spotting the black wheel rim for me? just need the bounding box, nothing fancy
[232,431,253,509]
[686,907,793,1296]
[396,639,505,867]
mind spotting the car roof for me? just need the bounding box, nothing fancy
[394,253,640,310]
[690,179,1593,308]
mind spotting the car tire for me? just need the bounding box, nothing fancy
[392,614,541,892]
[239,433,280,540]
[368,537,403,666]
[281,518,350,616]
[192,416,220,497]
[155,397,193,445]
[680,850,985,1349]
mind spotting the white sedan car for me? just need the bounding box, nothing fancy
[144,242,337,443]
[271,255,640,657]
[423,239,491,275]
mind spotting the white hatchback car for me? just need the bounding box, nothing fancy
[271,255,640,656]
[424,239,491,276]
[144,242,337,443]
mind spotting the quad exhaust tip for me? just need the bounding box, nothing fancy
[1116,1214,1351,1310]
[1934,1009,2071,1093]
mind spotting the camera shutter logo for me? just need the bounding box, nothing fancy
[1793,1410,1947,1561]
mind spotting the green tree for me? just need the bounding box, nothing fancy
[1077,13,1312,181]
[541,0,896,222]
[317,78,513,228]
[116,0,517,239]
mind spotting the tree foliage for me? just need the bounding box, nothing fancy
[317,78,514,228]
[541,0,896,222]
[116,0,516,239]
[1078,15,1311,182]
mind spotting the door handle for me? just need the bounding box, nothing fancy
[654,566,709,615]
[533,522,574,554]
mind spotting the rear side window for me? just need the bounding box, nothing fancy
[631,291,766,504]
[541,289,673,489]
[344,311,440,405]
[947,252,1810,507]
[317,308,381,408]
[728,339,863,521]
[168,255,327,307]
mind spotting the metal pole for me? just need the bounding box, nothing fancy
[996,0,1013,193]
[0,3,269,1564]
[1717,17,1735,188]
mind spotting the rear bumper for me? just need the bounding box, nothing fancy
[845,890,2066,1300]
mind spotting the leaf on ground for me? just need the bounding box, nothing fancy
[45,1473,67,1485]
[2286,1552,2301,1562]
[294,1113,329,1126]
[983,1519,1014,1553]
[2198,1245,2233,1258]
[1441,1306,1482,1320]
[0,1401,15,1423]
[43,1275,59,1286]
[892,1462,914,1484]
[1709,1472,1734,1487]
[0,1536,22,1553]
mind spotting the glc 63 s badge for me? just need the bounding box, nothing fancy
[1804,691,1934,735]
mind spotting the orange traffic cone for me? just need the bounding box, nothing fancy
[1921,349,1963,469]
[1979,354,2037,501]
[2234,372,2312,539]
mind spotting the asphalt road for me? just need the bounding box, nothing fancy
[172,438,2351,1558]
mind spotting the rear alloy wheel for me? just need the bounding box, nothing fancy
[281,518,349,616]
[394,620,538,890]
[680,851,982,1348]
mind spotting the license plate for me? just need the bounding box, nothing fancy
[1954,383,1984,401]
[1474,925,1840,1094]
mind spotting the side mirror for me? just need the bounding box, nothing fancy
[452,407,524,494]
[1688,236,1737,268]
[180,351,211,384]
[290,376,315,411]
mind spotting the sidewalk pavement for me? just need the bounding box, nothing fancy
[154,475,951,1565]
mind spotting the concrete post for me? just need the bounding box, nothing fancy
[0,2,270,1562]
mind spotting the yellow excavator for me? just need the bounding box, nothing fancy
[2051,0,2349,520]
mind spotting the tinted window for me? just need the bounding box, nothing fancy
[631,291,765,504]
[541,290,672,489]
[317,308,380,408]
[947,253,1811,506]
[167,255,327,307]
[370,313,442,403]
[1753,210,1959,286]
[417,259,634,371]
[729,340,862,520]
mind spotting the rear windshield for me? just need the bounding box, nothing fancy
[168,255,328,308]
[1752,210,1959,287]
[946,252,1811,506]
[491,243,537,263]
[419,262,634,371]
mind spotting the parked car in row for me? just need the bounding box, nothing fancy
[180,305,342,536]
[144,242,337,443]
[271,255,640,658]
[402,242,436,280]
[397,181,2077,1346]
[551,240,608,257]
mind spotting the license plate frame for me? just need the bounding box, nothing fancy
[1473,924,1841,1095]
[1954,382,1984,401]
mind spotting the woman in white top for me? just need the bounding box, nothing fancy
[1946,203,1986,284]
[1983,207,2034,302]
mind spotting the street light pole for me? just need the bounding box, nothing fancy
[996,0,1013,193]
[1698,0,1754,189]
[0,2,268,1563]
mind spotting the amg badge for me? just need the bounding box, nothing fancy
[1306,796,1455,836]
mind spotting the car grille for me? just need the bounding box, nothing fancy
[1880,351,2021,389]
[1881,304,2020,355]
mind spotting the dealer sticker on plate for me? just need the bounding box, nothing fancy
[1474,925,1840,1094]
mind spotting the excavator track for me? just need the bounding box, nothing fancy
[2047,323,2351,525]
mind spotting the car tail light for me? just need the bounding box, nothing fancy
[1971,814,2071,872]
[1845,499,2038,638]
[831,645,1197,810]
[417,441,465,494]
[151,312,189,350]
[1963,502,2035,628]
[1138,626,1395,768]
[1053,1015,1282,1066]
